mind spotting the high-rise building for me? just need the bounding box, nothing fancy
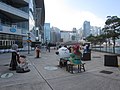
[60,31,72,42]
[44,23,50,43]
[78,28,83,40]
[72,28,77,41]
[0,0,29,49]
[34,0,45,42]
[83,21,90,38]
[91,26,101,36]
[29,0,45,42]
[51,27,61,44]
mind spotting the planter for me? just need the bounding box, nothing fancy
[104,55,118,67]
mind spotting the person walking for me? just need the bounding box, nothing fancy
[48,43,51,52]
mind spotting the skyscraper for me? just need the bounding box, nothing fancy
[29,0,45,42]
[34,0,45,39]
[44,23,50,43]
[83,21,90,38]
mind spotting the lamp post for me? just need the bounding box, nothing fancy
[45,38,48,45]
[27,32,30,54]
[36,37,39,41]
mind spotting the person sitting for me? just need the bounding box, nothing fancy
[16,55,30,73]
[56,45,70,67]
[67,45,85,73]
[83,44,90,53]
[69,45,82,64]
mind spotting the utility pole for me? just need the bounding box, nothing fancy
[27,32,31,54]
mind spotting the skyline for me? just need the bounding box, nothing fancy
[44,0,120,30]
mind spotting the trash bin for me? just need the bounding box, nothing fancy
[104,55,118,67]
[82,52,91,61]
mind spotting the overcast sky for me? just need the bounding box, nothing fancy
[44,0,120,30]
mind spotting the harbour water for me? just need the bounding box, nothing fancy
[92,46,120,54]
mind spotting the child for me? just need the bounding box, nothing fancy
[16,55,30,73]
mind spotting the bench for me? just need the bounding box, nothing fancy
[59,57,86,73]
[59,58,69,68]
[66,62,85,73]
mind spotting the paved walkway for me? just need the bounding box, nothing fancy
[0,49,120,90]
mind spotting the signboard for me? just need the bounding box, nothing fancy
[27,40,32,42]
[10,24,17,32]
[10,28,16,32]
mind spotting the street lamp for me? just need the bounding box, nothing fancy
[36,37,39,41]
[45,38,48,45]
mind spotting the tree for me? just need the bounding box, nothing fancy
[102,16,120,53]
[86,34,97,45]
[96,34,106,51]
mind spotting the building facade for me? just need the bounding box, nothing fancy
[60,31,71,42]
[34,0,45,42]
[90,26,101,36]
[29,0,45,43]
[50,27,61,44]
[0,0,29,49]
[0,0,45,51]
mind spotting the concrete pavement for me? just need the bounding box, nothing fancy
[0,48,120,90]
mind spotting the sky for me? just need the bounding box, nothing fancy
[44,0,120,31]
